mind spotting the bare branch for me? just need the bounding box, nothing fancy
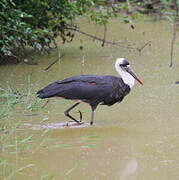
[169,22,176,67]
[169,0,179,67]
[137,41,151,53]
[67,26,137,50]
[102,24,107,47]
[44,54,65,71]
[41,99,50,109]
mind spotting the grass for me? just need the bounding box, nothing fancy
[0,82,101,179]
[0,82,43,180]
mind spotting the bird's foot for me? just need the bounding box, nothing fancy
[66,120,84,127]
[77,121,84,125]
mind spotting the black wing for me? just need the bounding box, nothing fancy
[37,75,111,98]
[37,75,130,106]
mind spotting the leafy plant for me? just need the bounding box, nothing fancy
[0,0,116,62]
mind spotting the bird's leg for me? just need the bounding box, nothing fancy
[78,110,82,122]
[90,110,95,125]
[64,103,82,125]
[90,105,98,125]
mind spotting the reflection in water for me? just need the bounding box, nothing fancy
[119,158,138,180]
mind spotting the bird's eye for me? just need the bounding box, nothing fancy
[120,64,127,67]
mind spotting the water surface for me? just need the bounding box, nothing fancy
[1,18,179,180]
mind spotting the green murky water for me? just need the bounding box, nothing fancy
[1,18,179,179]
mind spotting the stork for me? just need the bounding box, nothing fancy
[37,58,143,125]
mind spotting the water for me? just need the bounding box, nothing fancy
[1,18,179,179]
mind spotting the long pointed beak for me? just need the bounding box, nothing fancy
[125,67,143,85]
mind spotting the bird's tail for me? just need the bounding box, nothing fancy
[36,90,47,99]
[37,82,61,99]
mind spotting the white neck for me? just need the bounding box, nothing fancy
[115,64,135,88]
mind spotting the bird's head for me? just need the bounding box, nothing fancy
[115,58,143,88]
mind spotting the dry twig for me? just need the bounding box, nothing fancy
[67,26,151,52]
[169,0,179,67]
[44,54,64,71]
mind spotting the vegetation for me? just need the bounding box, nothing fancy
[1,0,179,63]
[1,1,179,179]
[0,84,102,179]
[0,0,121,63]
[0,84,38,179]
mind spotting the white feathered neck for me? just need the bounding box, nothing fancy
[115,58,135,88]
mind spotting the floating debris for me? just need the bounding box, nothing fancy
[21,121,90,130]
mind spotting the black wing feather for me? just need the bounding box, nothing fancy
[37,75,130,106]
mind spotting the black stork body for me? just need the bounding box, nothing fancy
[37,58,143,125]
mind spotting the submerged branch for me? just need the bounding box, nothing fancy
[44,54,65,71]
[41,99,50,109]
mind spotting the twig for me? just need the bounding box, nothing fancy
[81,55,85,75]
[169,22,176,67]
[169,0,179,67]
[41,99,50,109]
[126,0,132,14]
[67,26,137,50]
[137,41,151,52]
[24,114,38,116]
[44,54,65,71]
[67,26,151,52]
[102,24,107,47]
